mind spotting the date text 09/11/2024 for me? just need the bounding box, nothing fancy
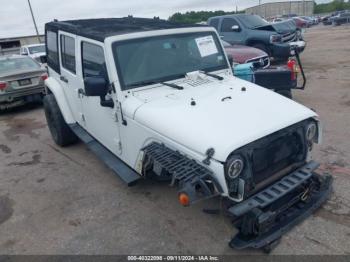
[127,256,219,261]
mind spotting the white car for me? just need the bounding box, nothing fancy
[43,17,332,252]
[20,44,47,64]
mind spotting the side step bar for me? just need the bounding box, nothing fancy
[69,124,141,186]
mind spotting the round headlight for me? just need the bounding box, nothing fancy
[306,122,317,141]
[226,156,244,179]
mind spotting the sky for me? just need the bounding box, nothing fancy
[0,0,332,38]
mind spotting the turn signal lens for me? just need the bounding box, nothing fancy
[178,193,190,206]
[41,74,48,81]
[0,81,8,91]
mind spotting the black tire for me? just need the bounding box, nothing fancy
[276,90,293,99]
[252,43,271,57]
[43,94,78,147]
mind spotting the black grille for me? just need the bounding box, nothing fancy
[226,120,309,198]
[282,32,297,43]
[252,132,304,184]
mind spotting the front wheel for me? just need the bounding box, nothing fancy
[43,94,78,147]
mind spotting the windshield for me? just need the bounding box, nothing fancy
[239,15,269,29]
[0,57,40,74]
[28,45,45,54]
[113,32,228,90]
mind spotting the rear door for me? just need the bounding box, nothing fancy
[58,31,84,126]
[219,18,245,45]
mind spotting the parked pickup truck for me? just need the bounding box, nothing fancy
[208,14,306,61]
[223,41,305,99]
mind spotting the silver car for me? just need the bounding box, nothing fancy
[0,55,47,109]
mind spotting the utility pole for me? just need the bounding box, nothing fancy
[259,0,262,17]
[27,0,41,43]
[233,0,238,13]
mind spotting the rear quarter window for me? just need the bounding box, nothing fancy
[46,30,60,73]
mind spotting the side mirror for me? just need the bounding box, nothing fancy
[231,25,240,32]
[84,76,108,97]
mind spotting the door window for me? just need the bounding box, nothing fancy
[60,35,76,74]
[209,18,220,31]
[82,42,108,81]
[46,30,59,73]
[221,18,240,32]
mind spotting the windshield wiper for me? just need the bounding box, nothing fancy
[200,71,224,81]
[126,74,186,89]
[161,82,184,90]
[127,80,159,88]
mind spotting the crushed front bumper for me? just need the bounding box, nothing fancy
[228,161,333,251]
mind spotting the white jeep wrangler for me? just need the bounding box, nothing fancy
[43,17,332,251]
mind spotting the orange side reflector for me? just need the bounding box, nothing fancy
[178,193,190,206]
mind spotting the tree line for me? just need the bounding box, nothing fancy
[314,0,350,14]
[169,10,243,24]
[168,1,350,24]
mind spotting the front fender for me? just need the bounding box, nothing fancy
[45,77,75,124]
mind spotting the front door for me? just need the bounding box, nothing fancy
[58,31,84,126]
[219,18,245,45]
[77,38,121,156]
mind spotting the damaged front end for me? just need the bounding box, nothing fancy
[139,125,332,252]
[224,119,333,251]
[140,142,223,206]
[228,162,332,251]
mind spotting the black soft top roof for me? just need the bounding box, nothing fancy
[45,17,207,42]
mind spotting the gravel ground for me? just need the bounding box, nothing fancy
[0,25,349,255]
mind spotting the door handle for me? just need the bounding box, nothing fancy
[60,76,68,83]
[78,88,85,98]
[220,35,224,39]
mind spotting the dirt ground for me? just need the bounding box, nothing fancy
[0,25,349,255]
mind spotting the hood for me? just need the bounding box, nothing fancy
[124,76,317,162]
[255,20,296,34]
[225,45,267,64]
